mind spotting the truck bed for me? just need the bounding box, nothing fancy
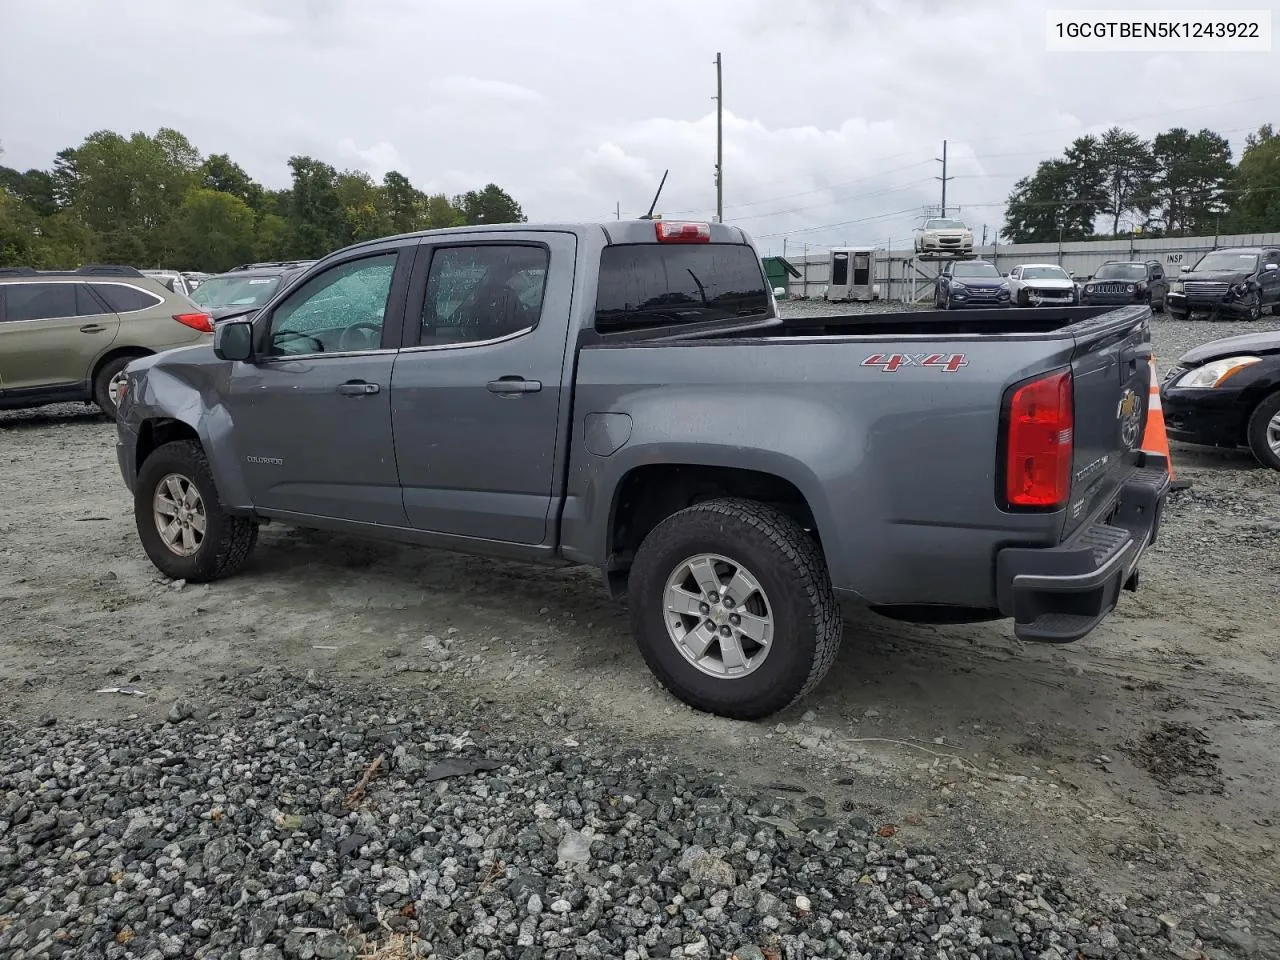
[771,304,1130,337]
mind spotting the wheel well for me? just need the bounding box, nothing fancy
[91,347,153,384]
[608,464,818,569]
[136,418,200,474]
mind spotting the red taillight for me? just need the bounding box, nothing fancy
[654,221,711,243]
[173,312,214,333]
[1004,369,1074,509]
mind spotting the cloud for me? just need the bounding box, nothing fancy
[427,76,546,105]
[336,139,407,179]
[0,0,1276,254]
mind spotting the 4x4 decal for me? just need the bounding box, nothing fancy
[861,353,969,373]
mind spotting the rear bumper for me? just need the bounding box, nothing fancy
[995,456,1171,643]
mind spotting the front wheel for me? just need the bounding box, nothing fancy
[1168,306,1189,321]
[627,498,842,720]
[1246,392,1280,471]
[1244,293,1263,322]
[135,440,259,582]
[1017,289,1030,307]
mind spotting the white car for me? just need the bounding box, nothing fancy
[1005,263,1078,307]
[913,218,974,256]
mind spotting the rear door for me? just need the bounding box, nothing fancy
[0,281,120,391]
[1261,250,1280,307]
[1062,310,1153,536]
[389,232,576,545]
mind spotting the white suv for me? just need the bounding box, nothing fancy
[913,218,974,256]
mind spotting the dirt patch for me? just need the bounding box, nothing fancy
[1126,721,1226,795]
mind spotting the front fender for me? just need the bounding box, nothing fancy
[123,352,254,511]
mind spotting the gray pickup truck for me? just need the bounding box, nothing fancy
[114,220,1171,720]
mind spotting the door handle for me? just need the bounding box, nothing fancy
[80,324,106,333]
[487,377,542,395]
[338,380,380,396]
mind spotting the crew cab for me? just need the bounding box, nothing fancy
[114,220,1171,720]
[1166,247,1280,321]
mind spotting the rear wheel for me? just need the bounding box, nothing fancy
[134,440,259,582]
[1246,392,1280,471]
[93,355,138,419]
[627,498,842,720]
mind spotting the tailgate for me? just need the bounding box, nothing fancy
[1062,306,1153,538]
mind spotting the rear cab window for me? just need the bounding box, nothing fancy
[594,243,769,333]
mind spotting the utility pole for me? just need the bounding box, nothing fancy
[714,52,723,223]
[615,202,620,221]
[782,238,787,259]
[936,139,953,216]
[981,224,988,248]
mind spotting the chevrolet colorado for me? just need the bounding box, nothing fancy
[114,220,1171,719]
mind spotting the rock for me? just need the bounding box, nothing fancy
[732,947,767,960]
[557,827,592,864]
[167,699,196,723]
[688,855,736,887]
[944,873,977,893]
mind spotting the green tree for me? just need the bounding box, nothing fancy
[200,153,263,209]
[421,193,466,230]
[1149,128,1233,235]
[285,156,344,257]
[56,127,203,264]
[163,188,257,271]
[254,213,290,261]
[336,170,392,243]
[1001,157,1099,243]
[0,166,58,217]
[455,183,525,226]
[382,171,421,233]
[1093,127,1157,235]
[1225,124,1280,233]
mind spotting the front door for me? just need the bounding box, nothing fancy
[0,282,120,392]
[389,233,576,545]
[1261,251,1280,308]
[225,246,413,526]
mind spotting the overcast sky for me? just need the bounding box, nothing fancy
[0,0,1275,255]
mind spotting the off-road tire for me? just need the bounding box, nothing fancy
[135,440,258,582]
[1168,306,1189,321]
[93,355,135,419]
[1245,391,1280,472]
[628,497,842,720]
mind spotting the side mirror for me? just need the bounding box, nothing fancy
[214,319,254,362]
[773,286,786,297]
[1266,263,1279,272]
[1180,265,1191,273]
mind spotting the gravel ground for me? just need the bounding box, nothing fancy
[2,303,1279,959]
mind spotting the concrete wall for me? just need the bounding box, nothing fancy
[784,232,1280,303]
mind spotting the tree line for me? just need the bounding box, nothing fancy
[1000,123,1280,243]
[0,127,527,272]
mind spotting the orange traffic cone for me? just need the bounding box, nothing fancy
[1142,359,1176,482]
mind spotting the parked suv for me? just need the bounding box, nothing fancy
[191,261,316,321]
[934,259,1011,309]
[0,265,212,418]
[1080,260,1168,312]
[1166,247,1280,321]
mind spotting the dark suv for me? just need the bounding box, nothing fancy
[1166,247,1280,321]
[190,260,315,321]
[1080,260,1168,312]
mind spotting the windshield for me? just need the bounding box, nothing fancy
[952,262,1000,279]
[1192,251,1259,273]
[1093,263,1147,280]
[925,219,966,230]
[192,275,281,308]
[1020,266,1069,281]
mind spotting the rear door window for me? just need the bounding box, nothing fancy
[594,243,769,332]
[3,283,80,322]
